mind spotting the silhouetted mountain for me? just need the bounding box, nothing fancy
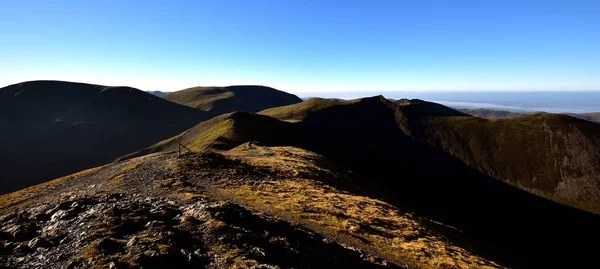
[458,108,528,119]
[163,85,302,115]
[0,81,209,192]
[147,90,167,97]
[259,97,357,121]
[565,112,600,123]
[460,108,600,123]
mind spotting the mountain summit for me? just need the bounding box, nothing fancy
[163,85,302,115]
[0,81,208,192]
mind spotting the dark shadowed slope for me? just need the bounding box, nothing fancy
[460,108,600,123]
[0,80,209,192]
[121,112,297,161]
[163,85,302,115]
[263,98,600,215]
[121,96,600,266]
[147,90,167,97]
[458,108,528,119]
[395,100,600,214]
[264,98,600,215]
[565,112,600,123]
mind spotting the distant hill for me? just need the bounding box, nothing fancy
[458,108,528,119]
[565,112,600,123]
[460,108,600,123]
[259,97,356,121]
[147,90,167,97]
[163,85,302,115]
[0,81,209,192]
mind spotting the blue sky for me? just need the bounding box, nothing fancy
[1,0,599,93]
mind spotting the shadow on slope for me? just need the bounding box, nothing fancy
[293,97,600,267]
[125,95,600,267]
[163,85,302,115]
[403,101,600,214]
[0,80,208,193]
[244,97,600,267]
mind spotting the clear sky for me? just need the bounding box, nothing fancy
[1,0,599,93]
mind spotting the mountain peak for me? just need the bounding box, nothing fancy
[163,85,302,115]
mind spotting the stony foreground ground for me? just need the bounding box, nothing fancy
[0,145,502,268]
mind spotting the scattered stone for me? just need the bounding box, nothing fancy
[126,236,138,248]
[0,213,16,223]
[50,210,75,222]
[28,237,52,249]
[6,222,39,241]
[145,220,164,229]
[12,242,32,254]
[0,152,403,269]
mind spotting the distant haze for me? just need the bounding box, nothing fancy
[301,91,600,114]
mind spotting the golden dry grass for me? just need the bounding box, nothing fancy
[214,145,503,268]
[220,179,500,269]
[258,97,359,121]
[187,119,233,152]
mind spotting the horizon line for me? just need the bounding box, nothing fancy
[3,79,600,94]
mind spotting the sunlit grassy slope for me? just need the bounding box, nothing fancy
[163,85,302,115]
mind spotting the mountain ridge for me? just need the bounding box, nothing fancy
[5,90,600,267]
[459,107,600,123]
[11,94,600,267]
[163,85,302,115]
[0,80,208,192]
[1,81,307,192]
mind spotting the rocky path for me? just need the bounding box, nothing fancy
[0,152,403,269]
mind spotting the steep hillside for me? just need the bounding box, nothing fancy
[428,114,600,211]
[0,81,208,192]
[394,100,600,214]
[259,97,354,121]
[459,108,600,123]
[163,85,302,115]
[122,112,298,160]
[261,97,600,211]
[566,112,600,123]
[266,98,600,215]
[458,108,527,119]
